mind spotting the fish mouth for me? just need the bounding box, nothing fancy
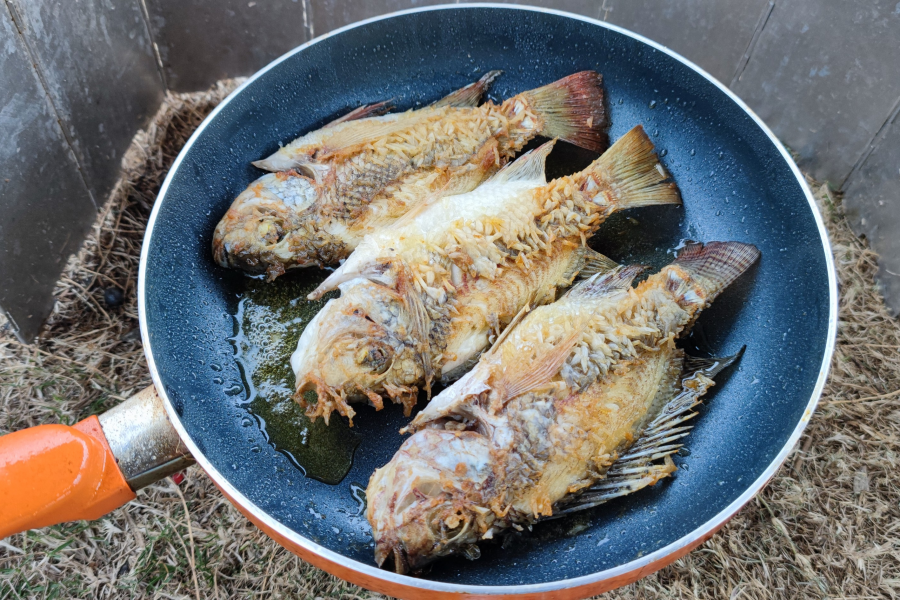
[212,235,322,280]
[375,541,411,574]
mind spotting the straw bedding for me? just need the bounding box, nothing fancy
[1,83,897,600]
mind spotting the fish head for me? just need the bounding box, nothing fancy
[291,278,426,411]
[212,172,323,280]
[367,429,494,573]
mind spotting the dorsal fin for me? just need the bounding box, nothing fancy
[316,110,430,155]
[567,264,646,299]
[485,139,556,186]
[316,72,500,155]
[322,100,393,129]
[432,70,502,108]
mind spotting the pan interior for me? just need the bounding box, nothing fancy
[142,6,832,587]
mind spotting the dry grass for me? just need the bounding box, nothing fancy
[1,86,898,600]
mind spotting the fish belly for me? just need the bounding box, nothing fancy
[511,348,682,517]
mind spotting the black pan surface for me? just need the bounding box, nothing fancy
[141,5,834,588]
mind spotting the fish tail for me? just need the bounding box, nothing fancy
[581,125,681,210]
[672,240,760,303]
[433,70,503,108]
[520,71,609,152]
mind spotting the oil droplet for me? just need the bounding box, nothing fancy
[224,384,244,396]
[212,376,224,385]
[210,363,222,372]
[241,417,253,427]
[659,148,668,157]
[648,100,657,109]
[690,149,696,156]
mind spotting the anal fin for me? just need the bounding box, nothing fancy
[549,347,744,518]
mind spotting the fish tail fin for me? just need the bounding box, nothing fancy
[520,71,609,152]
[433,70,503,108]
[580,125,681,210]
[672,241,760,303]
[549,348,743,519]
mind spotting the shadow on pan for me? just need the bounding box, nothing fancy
[141,4,833,591]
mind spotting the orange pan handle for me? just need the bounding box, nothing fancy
[0,417,135,538]
[0,386,193,539]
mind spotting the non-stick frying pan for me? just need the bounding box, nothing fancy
[0,5,837,598]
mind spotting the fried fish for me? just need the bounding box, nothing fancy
[291,125,679,424]
[366,241,759,572]
[213,71,609,280]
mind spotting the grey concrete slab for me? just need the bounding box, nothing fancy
[0,6,98,342]
[731,0,900,185]
[597,0,771,85]
[8,0,165,204]
[144,0,313,92]
[843,107,900,316]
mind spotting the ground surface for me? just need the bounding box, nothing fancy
[1,85,898,600]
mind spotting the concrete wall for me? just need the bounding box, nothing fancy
[3,1,899,341]
[0,0,164,341]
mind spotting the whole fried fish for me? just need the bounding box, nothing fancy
[366,241,759,572]
[291,125,680,424]
[213,71,610,280]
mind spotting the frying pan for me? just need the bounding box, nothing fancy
[0,4,837,598]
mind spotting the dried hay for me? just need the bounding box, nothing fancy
[1,85,898,600]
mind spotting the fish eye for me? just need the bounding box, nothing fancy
[355,343,392,374]
[255,217,285,245]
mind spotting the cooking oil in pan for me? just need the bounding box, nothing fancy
[231,271,361,485]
